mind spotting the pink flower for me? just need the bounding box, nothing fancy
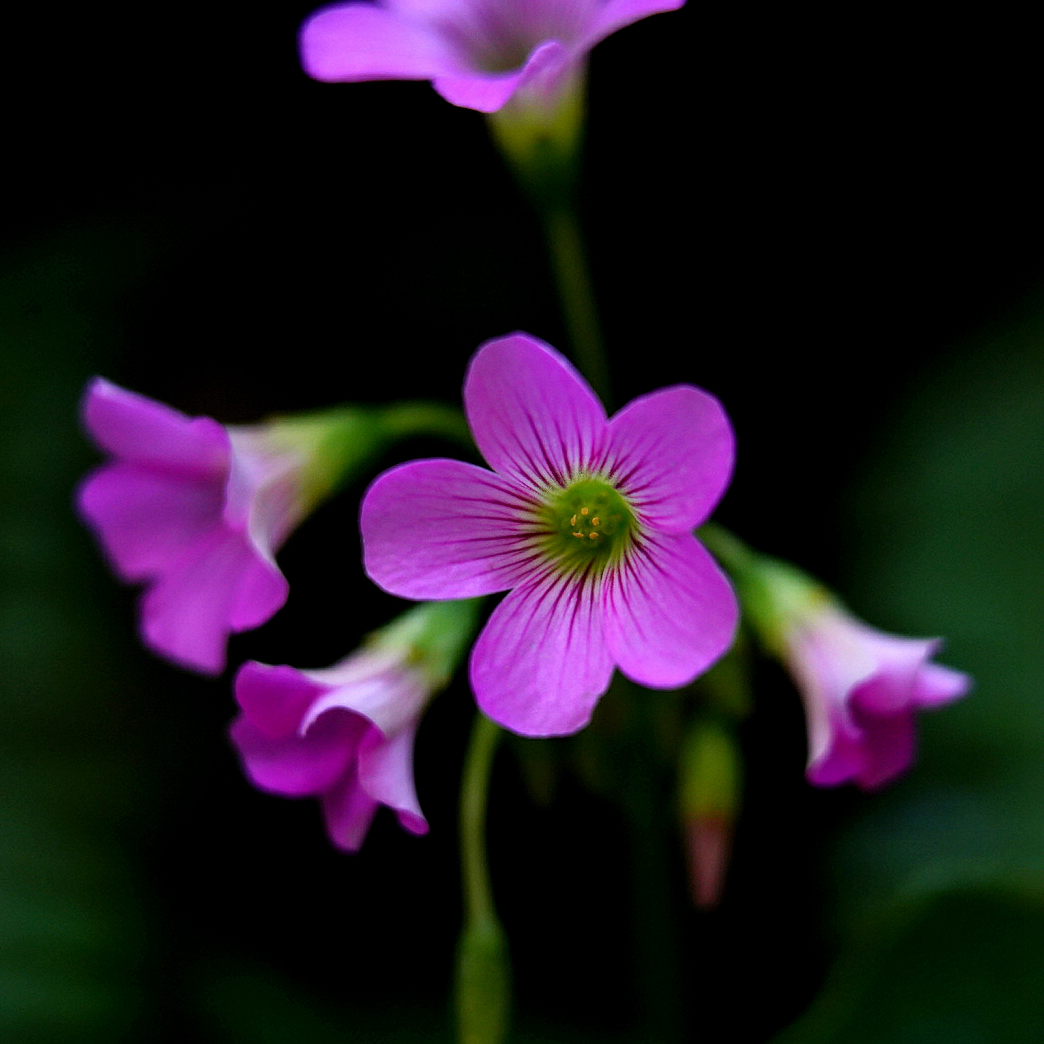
[361,332,738,737]
[299,0,686,113]
[77,379,311,674]
[785,601,972,790]
[229,600,479,850]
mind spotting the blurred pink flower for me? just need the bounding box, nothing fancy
[230,600,479,850]
[77,379,308,674]
[361,332,738,737]
[231,654,428,851]
[299,0,686,113]
[785,602,972,790]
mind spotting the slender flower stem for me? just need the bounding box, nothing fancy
[541,202,612,408]
[487,89,613,408]
[460,712,502,928]
[378,401,475,452]
[455,712,510,1044]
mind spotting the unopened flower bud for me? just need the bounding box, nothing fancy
[679,717,742,909]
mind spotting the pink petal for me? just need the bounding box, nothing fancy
[228,553,290,632]
[604,532,738,689]
[230,713,363,797]
[358,723,428,835]
[605,385,734,533]
[805,710,865,787]
[470,572,614,737]
[299,3,456,82]
[81,377,228,476]
[851,708,917,791]
[360,458,536,599]
[321,772,380,852]
[76,465,223,582]
[301,671,427,741]
[463,333,607,491]
[912,661,972,707]
[235,661,325,739]
[584,0,686,48]
[433,40,569,112]
[139,529,267,674]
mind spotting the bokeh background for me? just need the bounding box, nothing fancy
[2,3,1042,1041]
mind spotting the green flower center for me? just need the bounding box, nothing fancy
[538,478,637,575]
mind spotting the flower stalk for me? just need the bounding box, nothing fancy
[489,90,611,407]
[455,712,511,1044]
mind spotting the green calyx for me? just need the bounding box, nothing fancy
[538,477,637,576]
[368,598,484,689]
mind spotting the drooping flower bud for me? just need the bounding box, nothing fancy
[679,716,742,909]
[77,378,468,674]
[701,526,971,791]
[231,598,483,851]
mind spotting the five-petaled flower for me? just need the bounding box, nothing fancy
[230,600,479,850]
[299,0,686,114]
[361,332,738,737]
[782,596,972,790]
[77,379,319,674]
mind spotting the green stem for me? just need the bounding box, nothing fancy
[460,712,502,928]
[542,203,612,408]
[377,401,475,452]
[455,712,510,1044]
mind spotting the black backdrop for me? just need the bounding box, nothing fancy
[3,3,1042,1041]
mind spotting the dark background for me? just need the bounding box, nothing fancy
[3,3,1043,1042]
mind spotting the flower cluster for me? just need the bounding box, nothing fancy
[74,0,972,874]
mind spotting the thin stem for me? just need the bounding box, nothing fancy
[542,203,613,408]
[455,712,510,1044]
[378,401,475,452]
[459,711,502,928]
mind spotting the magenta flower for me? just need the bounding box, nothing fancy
[361,333,738,737]
[77,379,314,675]
[230,600,479,850]
[299,0,686,113]
[784,601,972,790]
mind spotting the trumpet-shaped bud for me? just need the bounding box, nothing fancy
[230,599,481,851]
[702,527,972,792]
[77,379,467,674]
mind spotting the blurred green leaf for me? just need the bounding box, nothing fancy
[0,221,158,1042]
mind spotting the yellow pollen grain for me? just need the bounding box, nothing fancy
[570,514,577,526]
[581,507,589,516]
[592,517,600,525]
[589,532,599,540]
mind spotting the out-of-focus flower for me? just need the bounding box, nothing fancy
[77,379,376,674]
[299,0,686,114]
[230,599,481,851]
[361,332,737,737]
[782,596,971,790]
[702,532,973,792]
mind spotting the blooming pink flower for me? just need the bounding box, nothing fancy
[299,0,686,113]
[77,379,311,675]
[784,600,972,790]
[361,332,738,737]
[230,600,479,850]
